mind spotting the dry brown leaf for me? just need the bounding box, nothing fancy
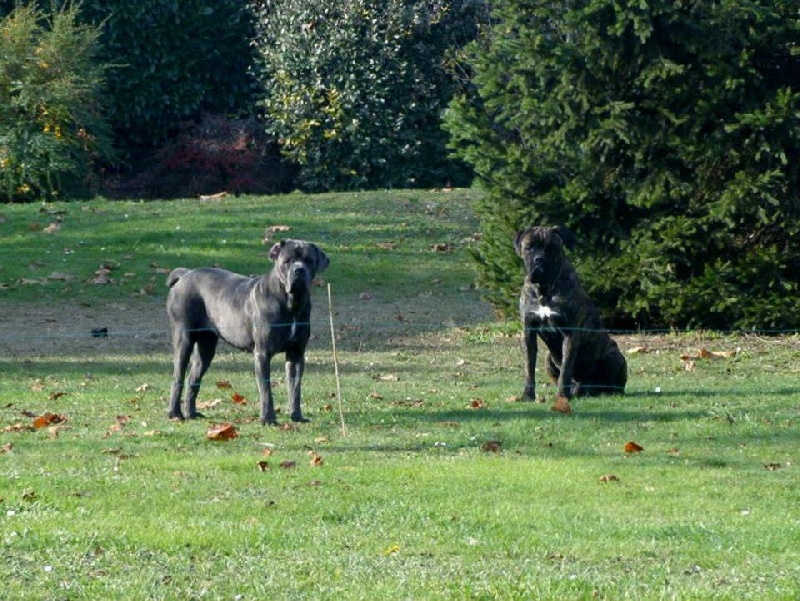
[42,222,61,234]
[1,443,12,452]
[626,346,648,354]
[33,412,66,429]
[257,460,270,472]
[376,242,397,250]
[48,391,67,401]
[624,441,644,453]
[764,463,782,471]
[231,392,247,405]
[197,399,223,410]
[599,474,620,483]
[551,396,572,414]
[309,452,324,467]
[480,440,502,453]
[279,460,296,469]
[468,399,486,409]
[206,423,238,441]
[216,380,232,390]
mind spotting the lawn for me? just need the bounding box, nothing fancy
[1,190,799,600]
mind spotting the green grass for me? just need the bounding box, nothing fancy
[1,191,800,600]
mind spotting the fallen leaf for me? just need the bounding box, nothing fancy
[764,463,782,471]
[468,399,486,409]
[1,443,12,453]
[206,423,238,441]
[626,346,648,354]
[257,460,270,472]
[321,404,333,411]
[668,447,681,456]
[551,396,572,414]
[42,222,60,234]
[135,383,151,393]
[216,380,232,390]
[198,191,228,201]
[624,441,644,453]
[376,242,397,250]
[33,412,66,429]
[279,460,296,469]
[314,436,330,444]
[231,392,247,405]
[48,391,67,401]
[480,440,502,453]
[197,399,223,410]
[309,452,324,467]
[599,474,620,482]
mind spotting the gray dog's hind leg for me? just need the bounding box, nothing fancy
[168,329,193,420]
[286,350,308,422]
[183,332,218,418]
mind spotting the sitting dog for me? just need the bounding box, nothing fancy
[166,239,329,425]
[515,226,626,400]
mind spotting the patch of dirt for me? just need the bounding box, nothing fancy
[0,297,170,358]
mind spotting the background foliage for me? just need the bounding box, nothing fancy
[0,4,114,201]
[0,0,257,155]
[249,0,483,191]
[446,0,800,331]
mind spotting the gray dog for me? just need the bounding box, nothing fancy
[166,239,329,425]
[515,226,627,400]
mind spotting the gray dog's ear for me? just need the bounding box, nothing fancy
[315,247,330,273]
[553,226,577,251]
[269,240,286,261]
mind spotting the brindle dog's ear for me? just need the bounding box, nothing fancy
[269,240,286,261]
[553,226,577,251]
[513,229,528,256]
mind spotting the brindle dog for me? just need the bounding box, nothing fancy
[515,226,626,400]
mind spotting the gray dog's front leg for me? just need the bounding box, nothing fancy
[286,352,308,422]
[522,320,538,400]
[255,349,277,425]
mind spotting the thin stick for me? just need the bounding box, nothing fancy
[327,283,347,437]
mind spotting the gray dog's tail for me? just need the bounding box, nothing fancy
[166,268,189,288]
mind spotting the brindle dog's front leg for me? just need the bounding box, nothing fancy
[522,318,538,400]
[255,347,277,425]
[557,334,578,398]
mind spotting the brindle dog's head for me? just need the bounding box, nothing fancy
[514,226,577,286]
[269,239,330,295]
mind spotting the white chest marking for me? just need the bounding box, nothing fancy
[536,306,558,319]
[289,320,297,340]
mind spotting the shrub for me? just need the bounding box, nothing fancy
[0,4,114,201]
[0,0,257,156]
[110,114,296,199]
[445,0,800,331]
[249,0,481,191]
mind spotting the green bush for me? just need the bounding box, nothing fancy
[0,0,257,155]
[445,0,800,331]
[249,0,480,191]
[0,4,114,201]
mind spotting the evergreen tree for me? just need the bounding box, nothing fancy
[446,0,800,330]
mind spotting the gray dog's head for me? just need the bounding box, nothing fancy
[514,226,577,285]
[269,239,330,295]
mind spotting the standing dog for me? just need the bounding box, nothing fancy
[166,239,329,425]
[515,226,626,400]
